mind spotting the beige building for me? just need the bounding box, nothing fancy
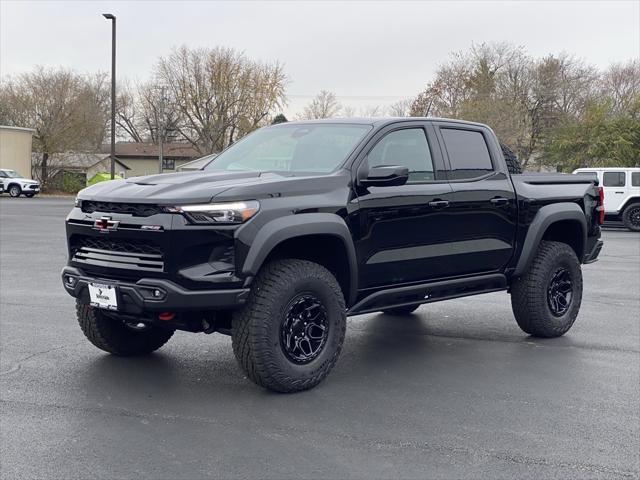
[101,143,201,178]
[0,125,35,177]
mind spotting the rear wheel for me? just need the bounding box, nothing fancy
[231,259,346,393]
[510,241,582,338]
[76,301,174,356]
[622,203,640,232]
[382,304,420,315]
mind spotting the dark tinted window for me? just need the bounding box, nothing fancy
[603,171,625,187]
[368,128,434,182]
[441,128,493,180]
[631,172,639,187]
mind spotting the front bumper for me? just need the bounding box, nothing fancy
[61,266,250,315]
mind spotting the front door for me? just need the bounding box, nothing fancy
[353,123,455,290]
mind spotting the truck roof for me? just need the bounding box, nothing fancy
[281,117,491,129]
[574,167,640,172]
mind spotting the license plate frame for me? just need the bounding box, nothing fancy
[88,282,118,311]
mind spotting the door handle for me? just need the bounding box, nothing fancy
[491,197,510,206]
[615,191,624,194]
[428,200,450,209]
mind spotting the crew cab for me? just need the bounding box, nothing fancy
[62,118,603,392]
[573,167,640,231]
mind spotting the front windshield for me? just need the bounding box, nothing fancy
[2,170,20,178]
[204,124,371,174]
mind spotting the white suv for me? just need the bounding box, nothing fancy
[573,167,640,231]
[0,168,41,198]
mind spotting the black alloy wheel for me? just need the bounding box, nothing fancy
[547,267,573,317]
[280,294,329,364]
[625,205,640,231]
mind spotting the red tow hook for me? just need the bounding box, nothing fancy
[158,312,175,321]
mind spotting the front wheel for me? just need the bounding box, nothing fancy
[24,193,35,198]
[8,185,21,197]
[622,203,640,232]
[510,241,583,338]
[231,259,346,393]
[76,301,174,356]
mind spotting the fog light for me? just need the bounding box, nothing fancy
[153,289,162,298]
[65,275,76,286]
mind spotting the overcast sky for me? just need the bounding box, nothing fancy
[1,0,638,116]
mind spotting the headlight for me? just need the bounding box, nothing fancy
[74,197,82,208]
[172,200,260,224]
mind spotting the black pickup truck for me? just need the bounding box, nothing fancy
[62,118,603,392]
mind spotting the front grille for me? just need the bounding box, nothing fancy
[70,236,164,272]
[81,201,164,217]
[28,184,39,190]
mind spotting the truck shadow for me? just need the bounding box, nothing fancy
[74,311,584,402]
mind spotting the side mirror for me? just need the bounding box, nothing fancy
[360,165,409,187]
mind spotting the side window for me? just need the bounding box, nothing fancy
[631,172,639,187]
[603,172,625,187]
[368,128,434,182]
[441,128,493,180]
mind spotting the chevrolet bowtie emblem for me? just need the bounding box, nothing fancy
[93,216,120,233]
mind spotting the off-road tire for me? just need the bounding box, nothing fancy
[383,304,420,315]
[510,241,582,338]
[500,143,522,175]
[231,259,346,393]
[621,202,640,232]
[8,185,21,197]
[77,301,174,356]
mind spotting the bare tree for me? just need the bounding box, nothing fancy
[116,80,144,142]
[155,46,286,153]
[0,67,108,185]
[387,98,414,117]
[600,60,640,114]
[298,90,341,119]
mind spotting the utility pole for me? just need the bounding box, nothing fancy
[102,13,116,179]
[158,86,166,174]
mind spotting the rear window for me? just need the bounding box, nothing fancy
[441,128,493,180]
[603,172,625,187]
[632,172,640,187]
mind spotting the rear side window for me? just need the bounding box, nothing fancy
[632,172,640,187]
[603,172,625,187]
[441,128,493,180]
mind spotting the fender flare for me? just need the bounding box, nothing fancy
[618,196,640,214]
[240,213,359,306]
[513,202,587,277]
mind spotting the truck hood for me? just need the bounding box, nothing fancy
[77,171,267,204]
[76,170,336,204]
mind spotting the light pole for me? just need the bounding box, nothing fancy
[103,13,116,179]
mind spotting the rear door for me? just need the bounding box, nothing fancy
[433,122,517,276]
[602,170,627,213]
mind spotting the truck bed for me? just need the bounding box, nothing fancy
[512,173,598,186]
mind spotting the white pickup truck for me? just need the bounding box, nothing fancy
[573,167,640,231]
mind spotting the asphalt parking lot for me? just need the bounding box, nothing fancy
[1,196,639,479]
